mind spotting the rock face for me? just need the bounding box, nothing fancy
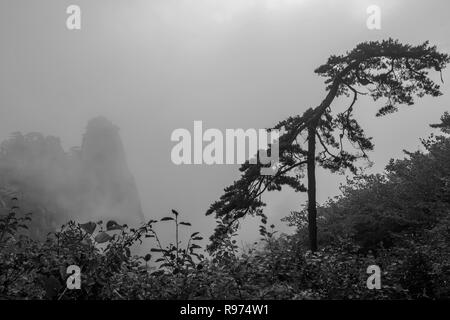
[79,117,145,223]
[0,117,145,238]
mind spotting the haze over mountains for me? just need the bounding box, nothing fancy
[1,0,450,246]
[0,117,144,238]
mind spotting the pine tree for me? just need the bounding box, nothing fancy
[206,39,450,253]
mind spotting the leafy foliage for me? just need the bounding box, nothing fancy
[2,40,450,301]
[206,39,450,252]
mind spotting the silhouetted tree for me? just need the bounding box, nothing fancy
[206,39,450,252]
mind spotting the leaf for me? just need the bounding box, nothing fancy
[160,217,174,222]
[192,253,203,260]
[41,275,62,299]
[171,209,179,216]
[79,222,96,234]
[106,220,123,231]
[94,232,112,244]
[155,258,165,263]
[191,232,200,238]
[192,236,203,241]
[376,104,398,117]
[150,248,165,252]
[190,244,202,249]
[144,254,152,262]
[179,222,191,226]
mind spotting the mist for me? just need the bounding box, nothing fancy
[1,0,450,247]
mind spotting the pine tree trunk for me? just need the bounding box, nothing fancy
[307,125,318,252]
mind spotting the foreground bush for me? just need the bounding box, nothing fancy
[1,203,449,300]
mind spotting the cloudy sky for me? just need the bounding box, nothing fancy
[1,0,449,245]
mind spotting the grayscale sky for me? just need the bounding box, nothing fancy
[1,0,450,245]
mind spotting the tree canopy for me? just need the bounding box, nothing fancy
[206,39,450,252]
